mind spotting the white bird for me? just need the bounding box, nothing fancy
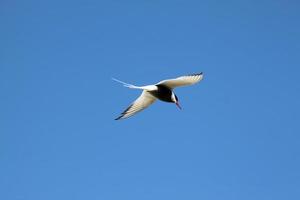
[113,73,204,120]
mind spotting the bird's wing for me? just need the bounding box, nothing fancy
[157,73,204,89]
[115,91,156,120]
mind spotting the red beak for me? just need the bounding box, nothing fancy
[175,102,182,110]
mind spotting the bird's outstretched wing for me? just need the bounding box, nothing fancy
[115,91,156,120]
[157,73,203,89]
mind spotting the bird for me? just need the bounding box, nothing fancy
[113,72,204,120]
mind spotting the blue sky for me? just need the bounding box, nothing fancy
[1,0,300,199]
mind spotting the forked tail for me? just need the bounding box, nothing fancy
[112,78,140,89]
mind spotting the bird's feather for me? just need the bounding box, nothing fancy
[157,73,203,89]
[115,91,156,120]
[112,78,158,91]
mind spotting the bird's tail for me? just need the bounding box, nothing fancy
[112,78,141,89]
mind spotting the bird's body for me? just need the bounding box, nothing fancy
[113,73,204,120]
[149,85,173,103]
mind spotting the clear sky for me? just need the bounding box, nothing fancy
[1,0,300,199]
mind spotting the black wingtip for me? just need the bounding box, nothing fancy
[115,116,122,120]
[195,72,203,76]
[115,104,133,121]
[188,72,203,76]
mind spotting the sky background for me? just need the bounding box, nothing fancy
[1,0,300,199]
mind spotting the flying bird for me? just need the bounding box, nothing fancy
[113,73,204,120]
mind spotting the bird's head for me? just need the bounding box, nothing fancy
[171,93,182,110]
